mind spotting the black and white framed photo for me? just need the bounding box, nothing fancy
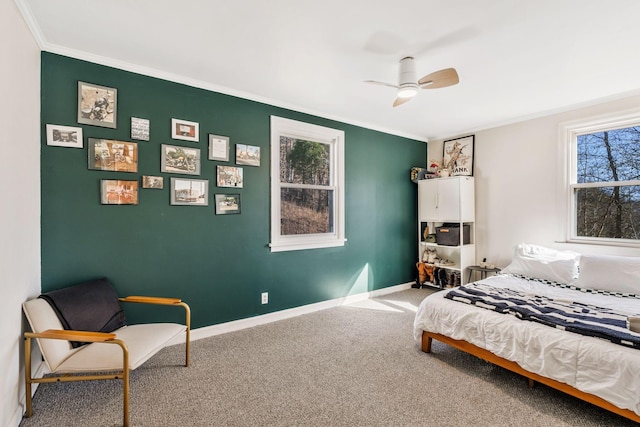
[208,134,230,161]
[46,124,83,148]
[170,178,209,206]
[216,165,243,188]
[214,194,241,215]
[77,81,117,128]
[443,135,474,176]
[235,144,260,166]
[100,180,138,205]
[142,176,163,189]
[160,144,201,175]
[171,118,199,142]
[131,117,150,141]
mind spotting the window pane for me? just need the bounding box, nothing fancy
[577,127,640,183]
[281,188,333,235]
[280,137,330,185]
[575,185,640,239]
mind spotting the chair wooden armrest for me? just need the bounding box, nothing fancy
[119,296,182,305]
[25,329,117,342]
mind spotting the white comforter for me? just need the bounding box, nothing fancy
[413,275,640,416]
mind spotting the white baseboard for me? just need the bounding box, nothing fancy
[171,282,413,345]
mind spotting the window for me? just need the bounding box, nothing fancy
[269,116,345,252]
[561,110,640,246]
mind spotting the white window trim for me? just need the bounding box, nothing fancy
[558,107,640,247]
[269,116,345,252]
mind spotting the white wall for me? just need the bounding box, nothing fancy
[1,2,41,427]
[429,94,640,268]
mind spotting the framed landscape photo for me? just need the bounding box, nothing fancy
[215,194,241,215]
[88,138,138,172]
[208,134,230,161]
[77,81,117,128]
[171,118,199,142]
[142,176,163,189]
[170,178,209,206]
[216,165,243,188]
[236,144,260,166]
[161,144,201,175]
[100,180,138,205]
[46,124,83,148]
[443,135,474,176]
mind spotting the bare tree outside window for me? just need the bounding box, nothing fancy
[279,137,332,235]
[575,126,640,240]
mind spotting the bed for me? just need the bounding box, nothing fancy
[413,244,640,423]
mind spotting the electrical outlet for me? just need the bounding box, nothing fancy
[261,292,268,304]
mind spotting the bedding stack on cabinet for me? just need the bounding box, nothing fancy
[417,176,475,288]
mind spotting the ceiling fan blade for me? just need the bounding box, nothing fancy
[418,68,459,89]
[364,80,398,89]
[393,97,412,107]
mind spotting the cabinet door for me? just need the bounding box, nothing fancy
[418,180,438,221]
[436,178,461,221]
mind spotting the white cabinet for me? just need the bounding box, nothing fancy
[418,177,474,223]
[417,176,475,287]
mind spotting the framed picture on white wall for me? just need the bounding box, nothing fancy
[443,135,474,176]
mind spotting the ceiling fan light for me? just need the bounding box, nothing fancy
[397,86,418,98]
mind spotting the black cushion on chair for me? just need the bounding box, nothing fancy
[39,278,127,348]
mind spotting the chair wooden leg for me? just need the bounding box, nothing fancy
[123,368,129,427]
[186,328,190,367]
[119,340,130,427]
[180,302,191,367]
[24,336,33,418]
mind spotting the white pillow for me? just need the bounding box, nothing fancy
[502,243,580,284]
[573,254,640,294]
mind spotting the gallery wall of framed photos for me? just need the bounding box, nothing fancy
[40,52,426,328]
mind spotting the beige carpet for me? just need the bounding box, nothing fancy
[20,288,636,426]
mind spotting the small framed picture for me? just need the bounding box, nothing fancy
[216,165,244,188]
[161,144,201,175]
[170,178,209,206]
[215,194,241,215]
[236,144,260,166]
[443,135,474,176]
[171,118,199,142]
[208,134,230,161]
[46,124,83,148]
[100,180,138,205]
[131,117,150,141]
[88,138,138,172]
[142,176,163,189]
[77,81,117,128]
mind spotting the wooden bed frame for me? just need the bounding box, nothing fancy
[421,331,640,424]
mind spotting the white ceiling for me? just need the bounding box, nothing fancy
[18,0,640,141]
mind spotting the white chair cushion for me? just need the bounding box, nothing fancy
[55,323,186,372]
[23,297,186,373]
[23,298,79,371]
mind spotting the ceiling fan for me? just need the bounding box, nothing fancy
[365,57,459,107]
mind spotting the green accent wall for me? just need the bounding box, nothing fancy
[40,52,426,328]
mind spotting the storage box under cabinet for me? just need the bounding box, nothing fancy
[435,223,470,246]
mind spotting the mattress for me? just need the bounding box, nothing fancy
[413,275,640,416]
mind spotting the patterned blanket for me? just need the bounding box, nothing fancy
[444,282,640,349]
